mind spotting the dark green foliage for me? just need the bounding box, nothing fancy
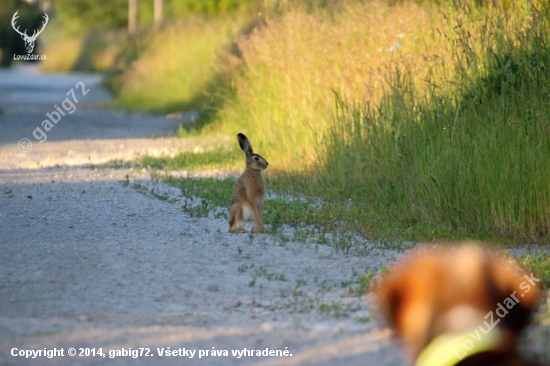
[52,0,128,35]
[52,0,258,36]
[480,50,549,97]
[170,0,257,15]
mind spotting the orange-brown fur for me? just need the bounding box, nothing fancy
[229,133,268,233]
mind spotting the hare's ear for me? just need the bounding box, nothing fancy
[237,133,253,156]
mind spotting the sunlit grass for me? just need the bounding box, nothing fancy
[105,16,244,114]
[208,2,443,170]
[42,31,125,73]
[41,37,82,72]
[140,147,242,170]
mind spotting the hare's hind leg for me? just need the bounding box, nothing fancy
[229,204,245,233]
[251,203,264,233]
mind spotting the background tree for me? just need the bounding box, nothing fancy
[52,0,257,37]
[52,0,128,35]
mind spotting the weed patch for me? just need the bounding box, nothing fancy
[518,252,550,288]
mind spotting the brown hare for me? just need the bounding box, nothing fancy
[229,133,269,233]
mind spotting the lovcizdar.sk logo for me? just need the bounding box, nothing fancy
[11,10,48,61]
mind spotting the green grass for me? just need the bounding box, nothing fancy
[104,15,244,114]
[518,252,550,288]
[320,1,550,241]
[141,148,241,170]
[341,270,375,296]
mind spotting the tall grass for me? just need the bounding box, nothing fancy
[322,1,550,240]
[208,2,441,169]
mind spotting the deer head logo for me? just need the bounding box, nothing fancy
[11,11,49,54]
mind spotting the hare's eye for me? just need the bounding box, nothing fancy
[254,157,259,161]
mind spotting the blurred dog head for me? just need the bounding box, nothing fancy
[375,244,541,366]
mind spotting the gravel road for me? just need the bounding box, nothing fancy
[0,65,548,366]
[0,65,405,366]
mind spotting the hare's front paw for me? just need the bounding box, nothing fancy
[229,227,246,233]
[252,227,265,234]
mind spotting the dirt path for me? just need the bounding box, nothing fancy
[0,65,405,365]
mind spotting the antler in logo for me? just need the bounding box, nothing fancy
[11,11,49,54]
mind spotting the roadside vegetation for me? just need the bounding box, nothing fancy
[45,0,550,277]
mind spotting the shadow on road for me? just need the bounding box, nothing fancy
[0,64,200,169]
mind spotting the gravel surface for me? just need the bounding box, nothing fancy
[1,65,548,366]
[0,167,404,366]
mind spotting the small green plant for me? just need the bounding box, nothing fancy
[517,253,550,288]
[318,302,351,318]
[238,263,254,273]
[293,227,315,243]
[150,188,170,201]
[253,266,287,281]
[181,198,211,217]
[342,270,375,296]
[357,271,375,294]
